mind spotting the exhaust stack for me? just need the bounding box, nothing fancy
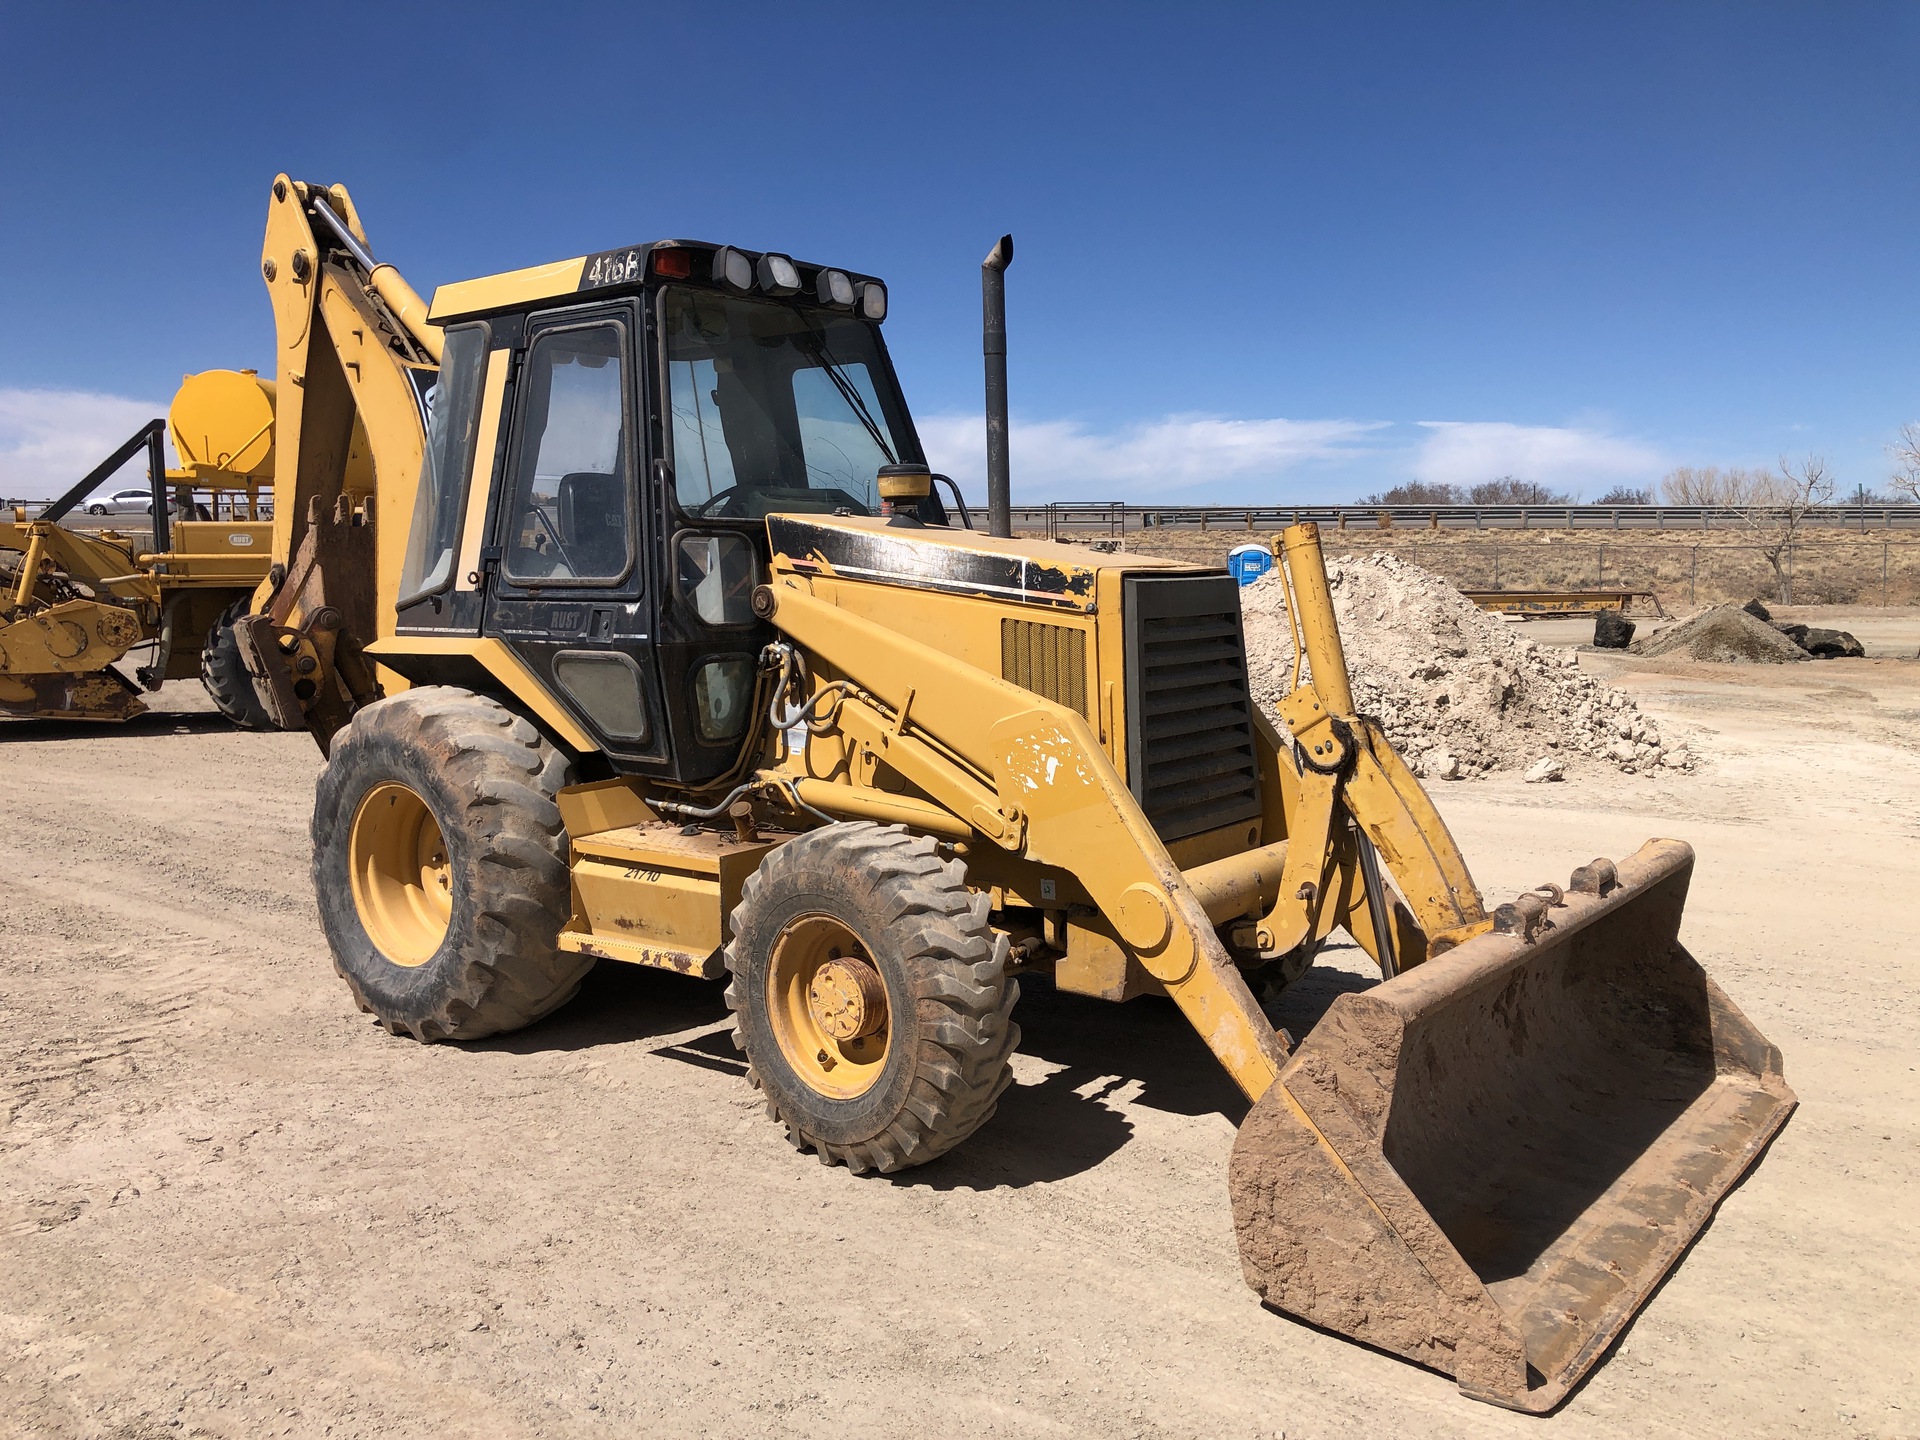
[982,234,1013,537]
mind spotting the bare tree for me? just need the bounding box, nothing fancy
[1660,464,1773,507]
[1735,456,1832,604]
[1591,484,1653,505]
[1359,481,1462,505]
[1467,476,1573,504]
[1888,423,1920,504]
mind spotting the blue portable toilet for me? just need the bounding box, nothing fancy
[1227,543,1274,587]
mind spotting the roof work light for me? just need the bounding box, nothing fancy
[815,268,855,308]
[756,253,801,296]
[712,247,754,291]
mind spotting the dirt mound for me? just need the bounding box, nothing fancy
[1241,552,1689,778]
[1631,605,1809,664]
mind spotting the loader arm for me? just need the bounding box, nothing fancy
[1237,527,1494,975]
[759,577,1294,1097]
[237,176,441,745]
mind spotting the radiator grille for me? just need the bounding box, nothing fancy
[1123,574,1263,842]
[1001,618,1088,716]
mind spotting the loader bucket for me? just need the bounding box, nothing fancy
[1228,838,1794,1413]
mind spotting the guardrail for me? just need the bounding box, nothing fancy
[13,494,1909,540]
[1012,501,1920,536]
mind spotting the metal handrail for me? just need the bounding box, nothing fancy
[32,419,172,551]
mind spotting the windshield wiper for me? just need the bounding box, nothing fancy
[796,326,896,466]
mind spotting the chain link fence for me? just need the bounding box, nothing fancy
[1113,528,1920,610]
[1386,539,1920,608]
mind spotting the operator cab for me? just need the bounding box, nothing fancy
[385,241,957,785]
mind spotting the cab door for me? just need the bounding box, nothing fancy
[482,305,668,769]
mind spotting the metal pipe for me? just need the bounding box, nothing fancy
[790,778,971,840]
[1354,824,1398,979]
[146,424,171,555]
[13,527,46,608]
[1184,839,1291,926]
[1278,522,1356,715]
[36,419,165,524]
[650,779,757,821]
[306,199,443,364]
[981,234,1013,538]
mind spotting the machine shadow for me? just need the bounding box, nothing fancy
[1262,949,1382,1043]
[478,953,1381,1192]
[1010,980,1252,1122]
[473,962,730,1055]
[0,711,237,742]
[895,958,1377,1193]
[900,1058,1140,1191]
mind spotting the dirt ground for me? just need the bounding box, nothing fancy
[4,629,1918,1439]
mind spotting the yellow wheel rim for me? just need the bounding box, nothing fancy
[767,914,891,1100]
[348,781,453,967]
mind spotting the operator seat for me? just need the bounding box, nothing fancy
[557,472,627,577]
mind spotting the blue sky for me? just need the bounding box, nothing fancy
[3,2,1918,504]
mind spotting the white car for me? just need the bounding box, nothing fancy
[85,488,176,516]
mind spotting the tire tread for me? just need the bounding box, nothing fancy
[723,823,1018,1175]
[313,686,591,1041]
[199,599,274,730]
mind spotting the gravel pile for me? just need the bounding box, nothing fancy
[1240,551,1690,779]
[1630,604,1809,664]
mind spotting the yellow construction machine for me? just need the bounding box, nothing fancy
[240,176,1794,1412]
[0,370,285,723]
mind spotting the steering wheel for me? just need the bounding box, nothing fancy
[688,486,745,519]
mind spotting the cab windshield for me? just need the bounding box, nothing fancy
[661,287,920,519]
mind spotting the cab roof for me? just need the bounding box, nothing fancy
[428,240,884,325]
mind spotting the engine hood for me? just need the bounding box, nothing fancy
[763,513,1202,614]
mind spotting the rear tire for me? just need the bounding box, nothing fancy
[311,686,591,1041]
[200,600,274,729]
[724,822,1019,1174]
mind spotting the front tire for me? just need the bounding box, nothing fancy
[311,686,591,1041]
[724,823,1019,1174]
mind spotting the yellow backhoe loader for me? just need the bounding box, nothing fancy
[239,176,1794,1412]
[0,370,290,723]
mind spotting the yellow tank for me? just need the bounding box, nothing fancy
[169,368,278,482]
[166,368,372,495]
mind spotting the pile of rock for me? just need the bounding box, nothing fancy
[1629,600,1866,663]
[1240,552,1690,781]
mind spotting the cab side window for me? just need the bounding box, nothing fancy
[398,322,488,604]
[503,323,633,585]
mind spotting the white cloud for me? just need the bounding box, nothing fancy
[1413,421,1665,493]
[918,411,1388,502]
[0,387,167,503]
